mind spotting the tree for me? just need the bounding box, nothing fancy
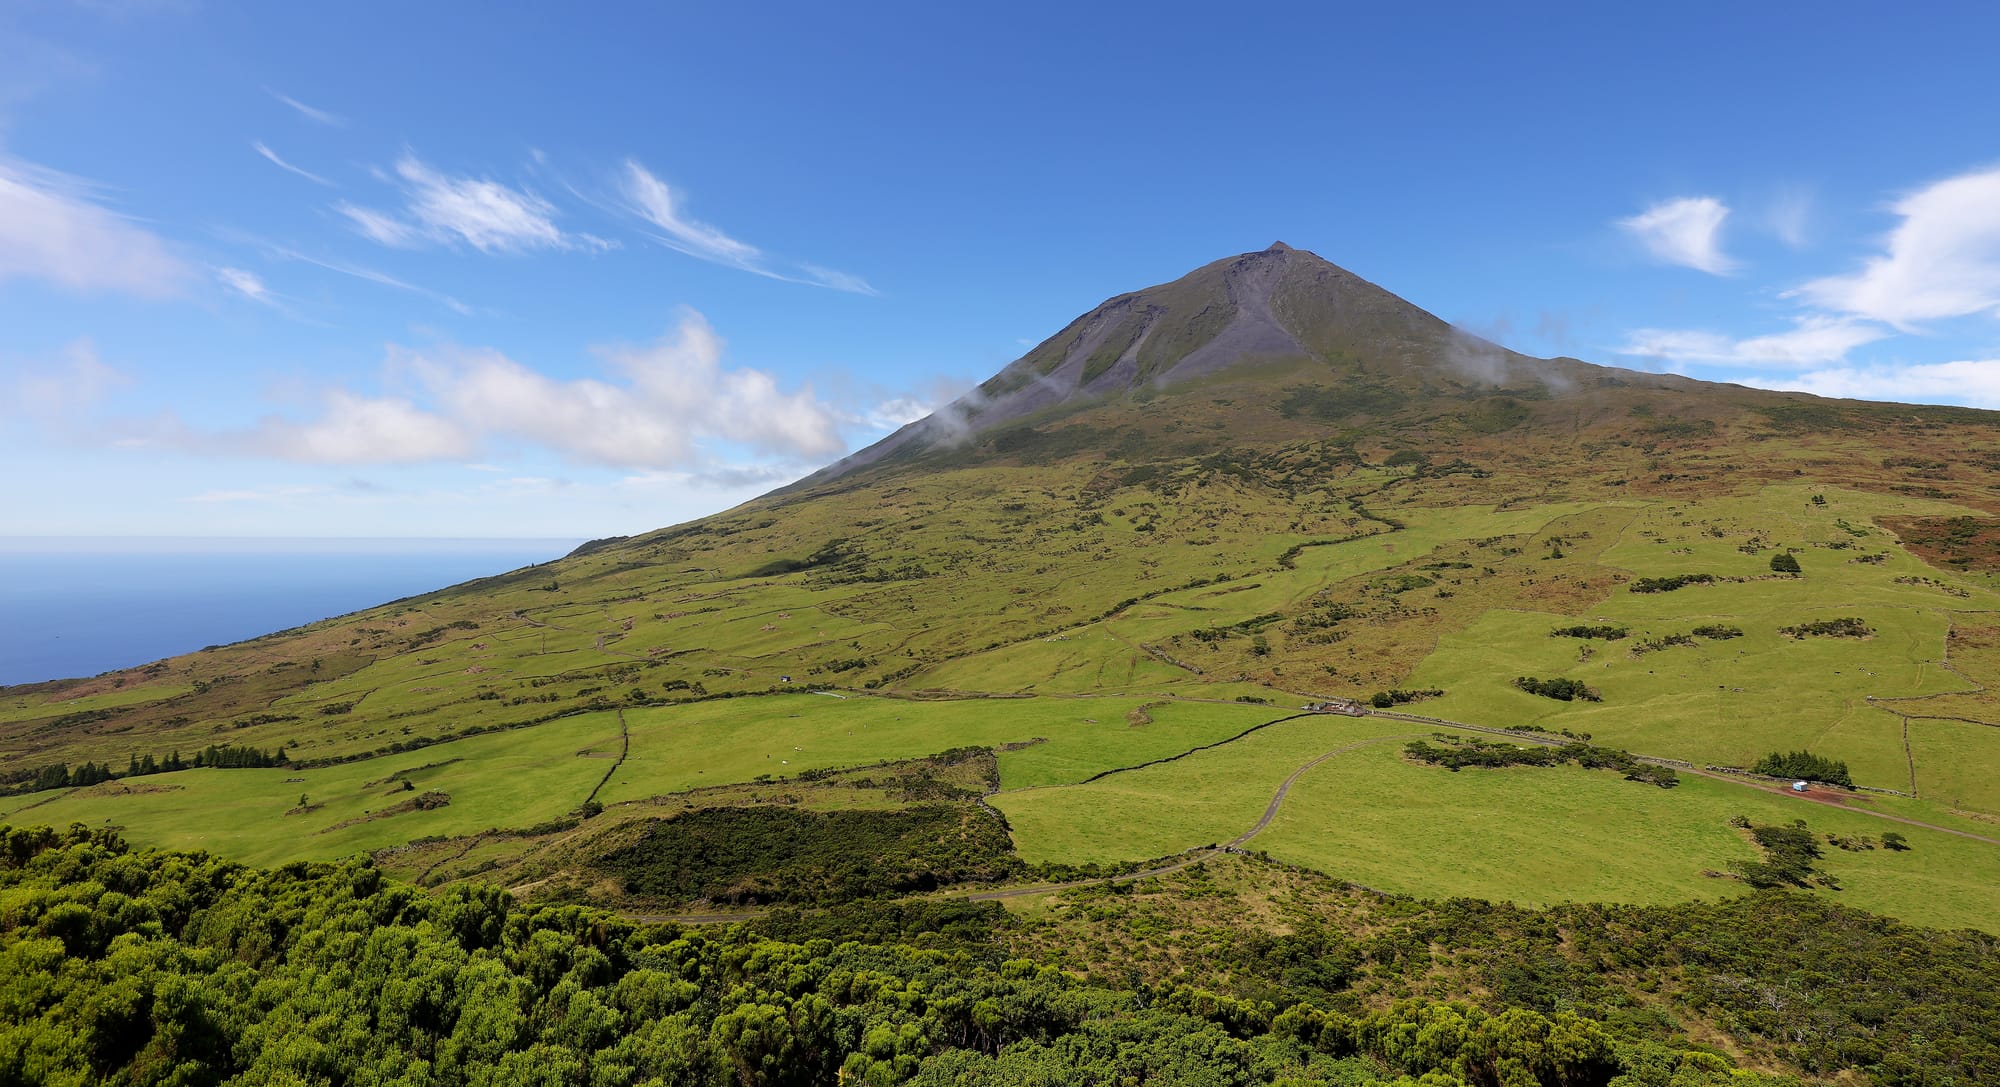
[1770,551,1802,574]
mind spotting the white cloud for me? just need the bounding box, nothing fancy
[216,266,271,303]
[339,153,596,254]
[1620,315,1888,367]
[272,91,343,127]
[866,397,932,430]
[335,200,425,247]
[1618,195,1737,275]
[0,155,189,295]
[1767,185,1812,248]
[621,160,874,293]
[251,391,474,463]
[252,141,332,186]
[1742,360,2000,408]
[6,339,129,416]
[1795,165,2000,329]
[185,310,845,468]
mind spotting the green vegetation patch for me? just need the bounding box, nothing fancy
[1630,573,1717,593]
[1551,624,1628,640]
[1777,617,1873,639]
[1514,676,1601,702]
[1752,751,1854,787]
[597,803,1017,906]
[1404,735,1678,787]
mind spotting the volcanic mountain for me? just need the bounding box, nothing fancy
[798,240,1697,487]
[8,242,2000,911]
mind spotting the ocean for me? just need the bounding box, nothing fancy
[0,538,582,687]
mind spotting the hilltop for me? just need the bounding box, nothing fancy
[6,243,2000,936]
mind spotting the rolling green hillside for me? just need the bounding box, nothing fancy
[9,243,2000,939]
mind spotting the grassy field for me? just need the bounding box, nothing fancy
[993,715,2000,932]
[0,693,1285,866]
[1254,743,2000,932]
[0,713,619,866]
[599,692,1284,800]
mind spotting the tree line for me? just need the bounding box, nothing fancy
[0,745,288,797]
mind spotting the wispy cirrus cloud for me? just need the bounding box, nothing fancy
[338,153,612,254]
[0,155,190,296]
[252,141,332,186]
[621,160,875,294]
[215,266,271,303]
[1794,164,2000,330]
[271,91,343,127]
[1618,195,1737,275]
[233,232,474,315]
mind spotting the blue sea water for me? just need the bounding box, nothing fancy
[0,539,582,687]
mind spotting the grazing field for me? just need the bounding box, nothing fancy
[597,692,1281,803]
[1254,742,2000,932]
[994,715,2000,932]
[0,714,620,865]
[0,693,1284,865]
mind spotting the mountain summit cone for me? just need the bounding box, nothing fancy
[801,243,1707,489]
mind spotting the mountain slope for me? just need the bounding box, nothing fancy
[796,241,1675,487]
[7,244,2000,933]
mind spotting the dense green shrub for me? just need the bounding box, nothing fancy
[1629,573,1716,593]
[1752,751,1854,788]
[1549,625,1627,640]
[1404,737,1677,787]
[1514,676,1600,702]
[1777,617,1872,639]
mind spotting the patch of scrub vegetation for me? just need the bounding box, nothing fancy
[595,803,1018,906]
[1629,573,1717,593]
[1367,687,1441,708]
[1009,855,1998,1085]
[1514,675,1601,702]
[1550,624,1628,640]
[1727,818,1838,889]
[1777,617,1873,639]
[1403,735,1678,787]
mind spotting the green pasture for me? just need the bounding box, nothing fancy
[913,501,1613,694]
[995,716,2000,932]
[1401,602,1964,785]
[0,714,620,866]
[0,682,195,724]
[1254,744,2000,932]
[600,693,1281,802]
[993,715,1422,864]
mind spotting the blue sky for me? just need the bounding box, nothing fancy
[4,2,2000,539]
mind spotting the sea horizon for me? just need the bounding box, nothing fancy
[0,536,584,687]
